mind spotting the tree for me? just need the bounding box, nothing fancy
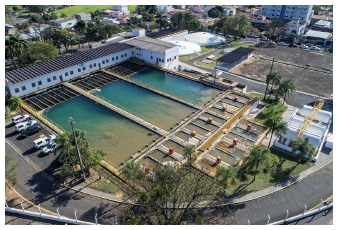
[17,21,29,30]
[270,156,279,168]
[105,24,124,37]
[265,71,282,99]
[292,137,316,163]
[136,5,145,15]
[189,19,204,31]
[5,5,12,19]
[183,11,195,33]
[149,21,160,31]
[278,79,296,103]
[268,19,287,39]
[214,6,224,14]
[27,5,45,13]
[60,12,68,18]
[155,13,169,30]
[5,155,18,189]
[313,5,321,15]
[49,11,58,20]
[5,37,18,69]
[173,5,181,9]
[117,162,225,224]
[148,6,158,14]
[208,8,221,19]
[244,145,270,181]
[232,13,252,36]
[177,12,185,28]
[89,150,106,171]
[263,115,288,148]
[215,165,237,192]
[30,14,44,24]
[183,144,196,164]
[8,96,22,112]
[24,41,58,63]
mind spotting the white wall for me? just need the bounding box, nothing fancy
[8,49,134,97]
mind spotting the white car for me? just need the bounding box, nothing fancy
[312,46,320,51]
[278,42,288,46]
[261,37,268,41]
[12,114,30,124]
[15,120,37,132]
[299,44,307,49]
[42,142,58,154]
[303,47,310,50]
[33,135,56,149]
[268,40,275,44]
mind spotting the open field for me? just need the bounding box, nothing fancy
[231,44,255,49]
[229,44,333,97]
[47,5,114,18]
[179,54,198,60]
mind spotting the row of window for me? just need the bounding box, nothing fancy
[14,53,130,94]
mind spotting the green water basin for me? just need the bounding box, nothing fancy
[209,148,236,165]
[226,132,254,145]
[185,123,210,136]
[193,119,218,132]
[222,98,245,108]
[43,96,160,166]
[201,112,226,124]
[176,131,191,141]
[131,68,221,104]
[150,150,176,163]
[209,107,233,118]
[163,140,185,155]
[232,127,258,141]
[229,94,250,103]
[230,149,245,159]
[141,157,157,167]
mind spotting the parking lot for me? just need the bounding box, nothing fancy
[229,43,333,98]
[5,118,61,182]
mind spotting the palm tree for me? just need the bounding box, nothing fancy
[215,165,238,191]
[291,137,316,163]
[267,71,282,99]
[177,12,184,28]
[11,33,28,67]
[244,145,270,181]
[263,115,288,147]
[270,156,280,168]
[8,96,22,113]
[89,150,106,171]
[183,145,196,164]
[5,37,18,69]
[155,13,168,31]
[54,132,77,174]
[278,79,297,104]
[183,11,195,33]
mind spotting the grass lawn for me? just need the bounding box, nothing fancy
[89,177,120,194]
[128,5,137,13]
[225,146,312,197]
[250,93,287,125]
[47,5,114,18]
[200,44,224,54]
[196,54,223,68]
[227,39,244,44]
[5,17,15,21]
[5,106,20,123]
[179,54,198,60]
[231,44,255,49]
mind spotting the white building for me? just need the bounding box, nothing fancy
[5,35,179,97]
[113,5,128,12]
[260,5,313,23]
[285,17,306,35]
[274,104,332,162]
[223,7,236,16]
[156,5,174,14]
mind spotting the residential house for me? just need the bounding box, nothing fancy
[310,14,329,26]
[216,47,254,72]
[5,24,17,36]
[303,29,333,46]
[113,5,128,12]
[260,5,314,23]
[157,5,174,14]
[312,20,333,32]
[223,7,236,16]
[74,12,91,22]
[28,24,50,41]
[245,8,260,16]
[52,18,77,29]
[248,27,261,37]
[194,6,204,13]
[102,10,114,17]
[285,17,306,35]
[204,6,215,13]
[250,15,271,30]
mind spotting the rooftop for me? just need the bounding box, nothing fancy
[217,47,254,64]
[54,18,76,24]
[74,12,91,16]
[121,36,177,53]
[5,43,134,84]
[146,28,187,39]
[304,30,332,39]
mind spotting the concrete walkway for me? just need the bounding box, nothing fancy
[64,105,333,206]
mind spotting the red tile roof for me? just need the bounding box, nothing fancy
[245,8,259,13]
[118,15,131,20]
[250,27,259,33]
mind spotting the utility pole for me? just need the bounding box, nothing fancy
[68,117,86,181]
[264,57,275,101]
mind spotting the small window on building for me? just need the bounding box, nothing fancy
[167,59,169,62]
[151,56,153,59]
[15,88,19,93]
[102,60,105,64]
[94,63,97,67]
[78,68,81,72]
[47,78,51,82]
[125,53,127,57]
[82,67,86,71]
[112,57,114,61]
[121,54,124,58]
[90,64,93,68]
[53,76,57,80]
[65,72,68,76]
[132,51,134,55]
[70,71,74,75]
[106,59,109,63]
[22,86,26,91]
[32,83,36,87]
[116,56,118,60]
[38,81,42,85]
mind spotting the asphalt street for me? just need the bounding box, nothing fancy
[287,208,333,225]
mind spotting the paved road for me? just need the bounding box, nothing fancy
[287,208,333,225]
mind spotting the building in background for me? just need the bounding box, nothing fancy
[156,5,174,14]
[223,7,236,16]
[285,17,306,35]
[5,24,17,36]
[113,5,128,12]
[260,5,313,23]
[74,12,91,22]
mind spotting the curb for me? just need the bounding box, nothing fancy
[63,160,333,209]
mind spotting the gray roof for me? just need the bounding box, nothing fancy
[6,43,134,84]
[74,12,91,16]
[217,47,254,64]
[55,18,77,24]
[121,36,177,53]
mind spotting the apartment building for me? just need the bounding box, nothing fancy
[260,5,313,23]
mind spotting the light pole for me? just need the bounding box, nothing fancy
[68,117,86,181]
[320,63,332,99]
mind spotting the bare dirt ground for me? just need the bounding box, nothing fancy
[230,44,333,97]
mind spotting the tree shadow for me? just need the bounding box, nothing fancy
[80,202,118,225]
[22,147,38,156]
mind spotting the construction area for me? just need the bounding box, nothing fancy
[19,57,265,180]
[229,43,333,98]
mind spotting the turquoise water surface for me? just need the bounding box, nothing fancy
[131,68,221,104]
[98,80,195,129]
[43,96,160,166]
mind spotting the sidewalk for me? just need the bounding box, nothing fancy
[64,105,333,206]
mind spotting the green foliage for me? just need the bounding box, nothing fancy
[17,21,29,30]
[25,41,58,63]
[244,145,271,180]
[5,155,18,188]
[270,156,280,168]
[268,18,287,36]
[278,79,297,101]
[215,165,238,191]
[149,21,160,31]
[189,19,204,31]
[89,150,106,171]
[208,8,221,18]
[73,20,87,35]
[313,5,321,15]
[8,96,22,112]
[30,14,44,24]
[183,144,196,163]
[5,5,12,18]
[264,113,288,147]
[27,5,45,13]
[60,12,67,18]
[292,137,316,162]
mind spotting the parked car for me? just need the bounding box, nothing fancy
[15,120,37,132]
[12,114,30,124]
[311,46,320,51]
[33,134,56,149]
[302,47,310,50]
[261,37,268,41]
[21,124,41,138]
[59,50,67,54]
[241,35,247,38]
[299,44,308,49]
[289,43,298,47]
[267,40,275,44]
[42,142,58,154]
[235,36,240,39]
[306,43,313,47]
[278,42,288,46]
[226,35,233,38]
